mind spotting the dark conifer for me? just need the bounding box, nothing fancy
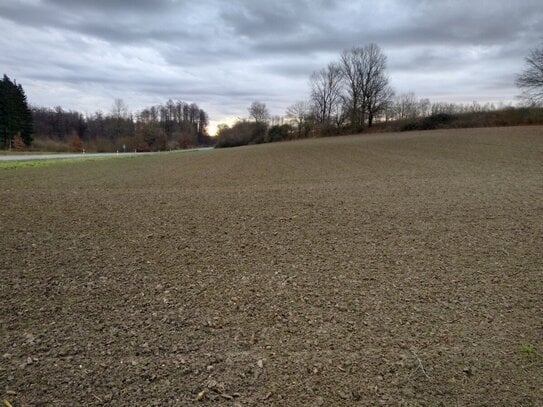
[0,75,33,148]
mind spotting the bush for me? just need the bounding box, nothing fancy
[12,133,26,151]
[175,131,194,149]
[91,137,115,152]
[400,113,456,131]
[115,136,139,152]
[68,134,84,152]
[216,121,268,148]
[422,113,456,129]
[268,124,293,142]
[316,123,341,136]
[32,137,69,152]
[397,107,543,133]
[400,121,419,131]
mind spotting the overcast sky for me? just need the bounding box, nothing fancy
[1,0,542,134]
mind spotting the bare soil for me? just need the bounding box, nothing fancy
[1,126,542,406]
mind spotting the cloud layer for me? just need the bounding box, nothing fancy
[2,0,542,131]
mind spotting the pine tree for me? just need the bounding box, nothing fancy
[0,75,33,148]
[17,84,33,146]
[0,76,10,148]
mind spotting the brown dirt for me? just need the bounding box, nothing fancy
[1,126,542,406]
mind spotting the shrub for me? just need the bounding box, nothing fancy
[420,113,456,129]
[90,137,115,152]
[115,136,139,152]
[216,121,268,148]
[400,113,456,131]
[154,133,168,151]
[68,134,84,152]
[400,121,419,131]
[268,124,293,142]
[12,133,26,151]
[32,137,69,152]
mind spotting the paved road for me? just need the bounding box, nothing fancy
[0,148,213,161]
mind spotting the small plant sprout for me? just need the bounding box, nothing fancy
[521,344,536,355]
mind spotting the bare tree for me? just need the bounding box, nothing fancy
[331,96,349,128]
[286,101,311,138]
[248,101,270,122]
[516,46,543,104]
[418,98,431,117]
[111,98,129,140]
[339,44,394,128]
[175,100,184,123]
[310,63,343,125]
[367,84,394,127]
[111,98,128,119]
[339,48,365,129]
[360,44,394,127]
[395,92,418,119]
[189,103,199,124]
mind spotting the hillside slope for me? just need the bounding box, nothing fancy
[1,126,542,406]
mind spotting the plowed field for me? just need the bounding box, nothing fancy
[1,126,542,406]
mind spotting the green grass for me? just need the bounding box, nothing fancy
[0,150,69,155]
[0,156,123,170]
[0,149,211,170]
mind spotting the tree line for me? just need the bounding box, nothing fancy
[2,42,542,151]
[0,78,213,152]
[216,43,543,148]
[216,95,534,148]
[217,44,394,147]
[30,99,212,152]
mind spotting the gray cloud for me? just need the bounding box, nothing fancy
[263,62,321,79]
[44,0,178,12]
[1,0,542,128]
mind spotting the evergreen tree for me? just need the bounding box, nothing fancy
[0,76,11,148]
[0,75,33,148]
[17,84,33,145]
